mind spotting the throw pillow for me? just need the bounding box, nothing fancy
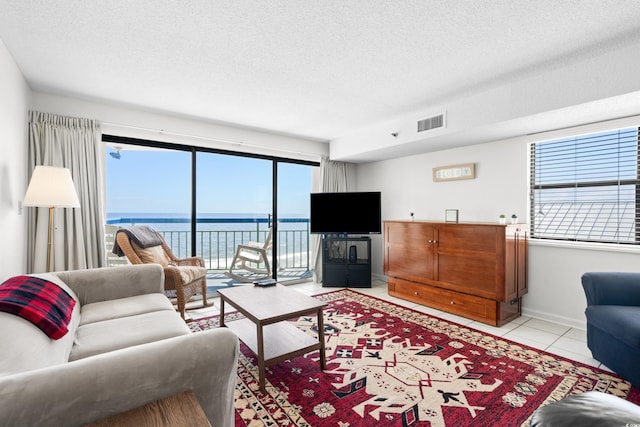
[0,275,76,340]
[132,243,170,267]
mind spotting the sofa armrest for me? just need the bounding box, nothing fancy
[582,272,640,307]
[55,264,165,305]
[0,328,239,427]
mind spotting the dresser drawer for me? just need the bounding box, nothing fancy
[389,277,499,325]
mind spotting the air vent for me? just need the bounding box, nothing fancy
[417,113,445,133]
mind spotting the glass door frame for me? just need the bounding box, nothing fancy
[103,134,319,279]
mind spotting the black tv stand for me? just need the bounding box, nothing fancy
[322,235,371,288]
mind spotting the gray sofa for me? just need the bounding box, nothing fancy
[0,264,239,427]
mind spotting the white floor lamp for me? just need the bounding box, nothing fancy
[23,166,81,272]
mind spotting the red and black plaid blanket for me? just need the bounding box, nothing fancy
[0,275,76,340]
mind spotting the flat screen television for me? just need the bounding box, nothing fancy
[310,191,382,234]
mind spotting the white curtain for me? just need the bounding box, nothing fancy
[27,111,106,273]
[312,155,348,283]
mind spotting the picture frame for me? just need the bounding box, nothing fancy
[445,209,459,223]
[433,163,475,182]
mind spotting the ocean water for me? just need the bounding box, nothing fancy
[107,213,311,270]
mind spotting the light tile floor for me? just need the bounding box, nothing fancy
[186,277,611,373]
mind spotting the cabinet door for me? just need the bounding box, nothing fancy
[503,226,529,301]
[323,263,346,287]
[516,227,528,297]
[385,222,436,283]
[347,265,371,288]
[436,224,502,300]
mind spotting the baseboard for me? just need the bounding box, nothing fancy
[522,307,586,331]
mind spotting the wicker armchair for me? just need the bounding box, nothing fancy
[115,229,211,319]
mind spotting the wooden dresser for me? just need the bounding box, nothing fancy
[384,221,528,326]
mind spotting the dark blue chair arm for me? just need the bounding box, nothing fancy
[582,272,640,307]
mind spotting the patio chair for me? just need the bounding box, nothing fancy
[224,228,273,282]
[114,226,211,320]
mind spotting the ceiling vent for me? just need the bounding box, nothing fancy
[417,113,445,133]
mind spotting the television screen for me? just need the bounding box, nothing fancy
[310,192,382,234]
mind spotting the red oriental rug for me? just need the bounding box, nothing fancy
[189,289,640,426]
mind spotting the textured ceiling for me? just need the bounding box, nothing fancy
[2,1,640,143]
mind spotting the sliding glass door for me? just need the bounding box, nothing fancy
[195,152,273,280]
[104,135,317,283]
[277,162,313,283]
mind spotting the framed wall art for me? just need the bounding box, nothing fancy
[445,209,459,223]
[433,163,475,182]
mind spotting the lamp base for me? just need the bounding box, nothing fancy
[47,206,54,272]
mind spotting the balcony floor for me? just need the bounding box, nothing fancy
[204,269,313,296]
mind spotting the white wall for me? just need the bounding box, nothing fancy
[357,137,526,285]
[32,93,328,163]
[0,39,31,280]
[356,127,640,330]
[527,242,640,329]
[0,69,328,280]
[333,34,640,163]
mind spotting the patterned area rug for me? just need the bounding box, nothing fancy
[189,289,640,426]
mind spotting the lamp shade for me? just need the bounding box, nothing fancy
[23,166,80,208]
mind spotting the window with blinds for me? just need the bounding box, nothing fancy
[529,127,640,244]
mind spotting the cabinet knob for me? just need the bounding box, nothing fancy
[414,291,419,296]
[450,300,455,304]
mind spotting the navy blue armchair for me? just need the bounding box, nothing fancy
[582,272,640,388]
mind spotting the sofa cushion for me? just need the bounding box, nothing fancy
[69,310,190,361]
[80,294,175,325]
[586,305,640,349]
[0,275,76,339]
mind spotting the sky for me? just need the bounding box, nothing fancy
[106,147,313,217]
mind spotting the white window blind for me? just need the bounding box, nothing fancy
[529,127,640,244]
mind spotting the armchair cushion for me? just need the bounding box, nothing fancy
[585,305,640,349]
[0,275,76,340]
[174,265,207,283]
[132,242,170,267]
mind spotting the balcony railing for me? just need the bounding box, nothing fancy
[107,216,311,272]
